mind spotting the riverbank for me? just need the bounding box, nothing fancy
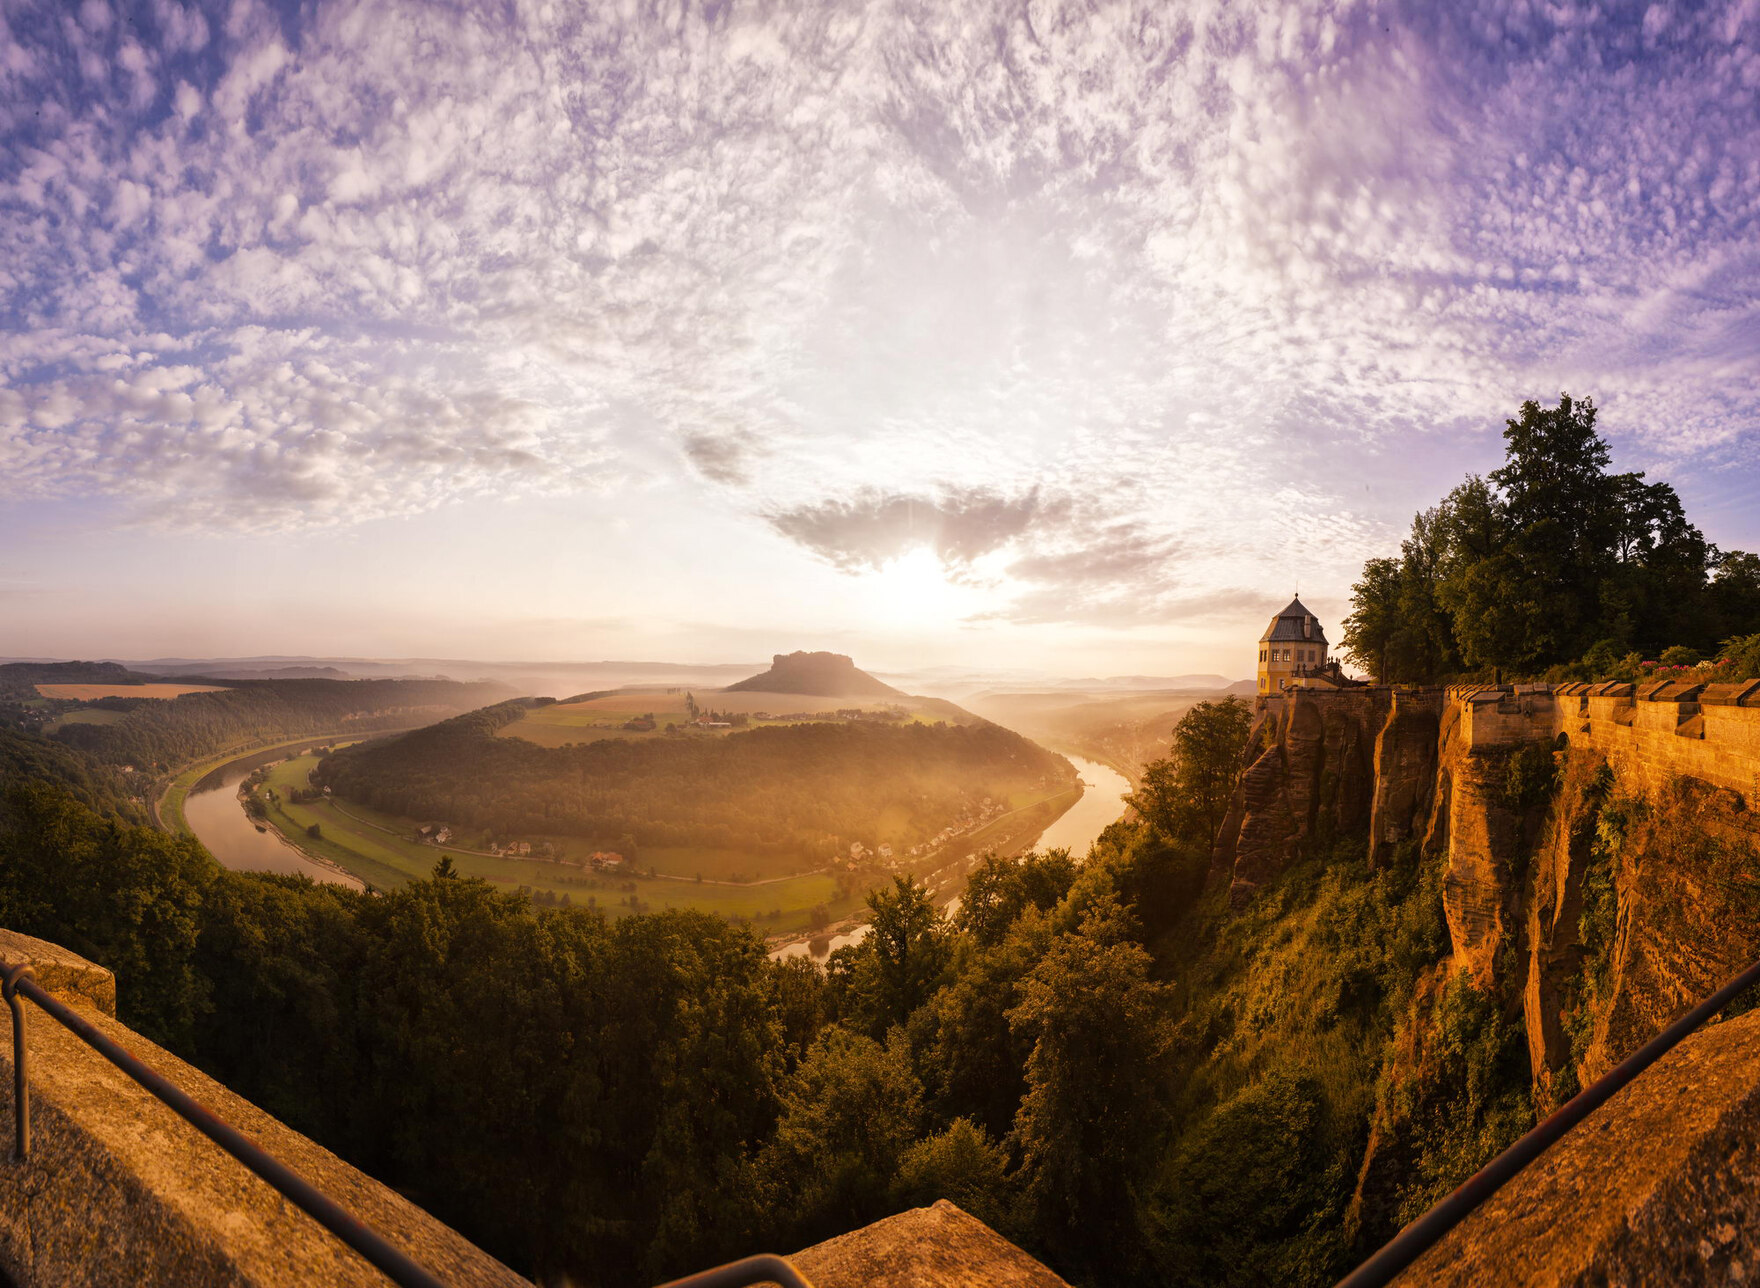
[181,749,367,888]
[179,737,1096,940]
[766,754,1130,960]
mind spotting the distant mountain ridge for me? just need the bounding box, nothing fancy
[724,651,903,697]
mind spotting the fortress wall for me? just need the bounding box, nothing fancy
[1573,694,1760,802]
[1238,681,1760,900]
[1453,688,1564,749]
[1266,683,1760,797]
[1422,680,1760,804]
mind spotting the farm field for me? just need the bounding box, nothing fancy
[35,682,230,699]
[254,754,861,933]
[497,687,958,748]
[44,708,127,732]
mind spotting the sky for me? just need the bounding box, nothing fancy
[2,0,1758,681]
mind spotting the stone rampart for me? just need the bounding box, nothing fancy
[0,929,532,1288]
[1436,679,1760,803]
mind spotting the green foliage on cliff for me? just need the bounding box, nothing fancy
[1342,395,1760,682]
[1390,971,1532,1223]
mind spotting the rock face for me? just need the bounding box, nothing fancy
[1366,692,1440,866]
[1581,779,1760,1083]
[722,651,903,697]
[1213,688,1404,903]
[1215,681,1760,1270]
[1438,744,1527,991]
[1521,754,1608,1105]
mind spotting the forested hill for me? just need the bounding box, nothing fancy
[318,702,1072,858]
[0,728,139,819]
[0,660,160,689]
[51,677,512,771]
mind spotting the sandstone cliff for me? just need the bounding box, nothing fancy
[1212,679,1760,1248]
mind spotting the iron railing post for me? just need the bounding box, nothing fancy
[653,1253,817,1288]
[1,962,32,1161]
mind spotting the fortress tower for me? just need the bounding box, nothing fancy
[1257,596,1329,694]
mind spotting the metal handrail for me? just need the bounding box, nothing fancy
[1,962,448,1288]
[1335,953,1760,1288]
[653,1253,816,1288]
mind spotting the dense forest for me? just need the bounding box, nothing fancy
[0,694,1505,1287]
[317,703,1071,858]
[44,675,511,771]
[1341,395,1760,683]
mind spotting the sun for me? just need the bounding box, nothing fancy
[865,547,973,626]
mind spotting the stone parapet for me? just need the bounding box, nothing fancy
[793,1200,1068,1287]
[0,932,532,1288]
[1395,1007,1760,1286]
[1415,681,1760,804]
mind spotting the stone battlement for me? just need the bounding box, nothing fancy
[1444,680,1760,801]
[1260,679,1760,804]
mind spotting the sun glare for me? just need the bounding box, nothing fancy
[865,546,974,626]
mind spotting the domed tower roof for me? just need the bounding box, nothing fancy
[1259,596,1328,645]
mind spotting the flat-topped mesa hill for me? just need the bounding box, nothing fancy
[724,651,903,697]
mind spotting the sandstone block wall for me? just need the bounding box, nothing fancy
[0,929,532,1288]
[1396,1006,1760,1288]
[1446,679,1760,802]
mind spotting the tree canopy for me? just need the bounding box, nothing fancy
[1342,395,1760,681]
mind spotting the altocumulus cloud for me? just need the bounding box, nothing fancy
[0,0,1756,552]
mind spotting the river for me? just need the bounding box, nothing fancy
[770,754,1131,961]
[182,752,365,890]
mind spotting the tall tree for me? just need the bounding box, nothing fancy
[866,874,951,1029]
[1009,917,1174,1276]
[1131,697,1252,844]
[1345,394,1725,680]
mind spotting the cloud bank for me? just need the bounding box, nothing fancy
[1,0,1757,623]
